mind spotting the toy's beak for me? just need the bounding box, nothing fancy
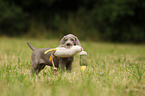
[81,66,86,72]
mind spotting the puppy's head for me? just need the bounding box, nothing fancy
[60,34,81,48]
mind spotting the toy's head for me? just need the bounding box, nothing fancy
[79,51,88,71]
[79,51,88,66]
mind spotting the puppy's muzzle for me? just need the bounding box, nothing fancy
[66,42,73,47]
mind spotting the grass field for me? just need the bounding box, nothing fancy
[0,37,144,96]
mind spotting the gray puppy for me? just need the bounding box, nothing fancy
[27,34,81,75]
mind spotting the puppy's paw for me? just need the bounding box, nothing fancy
[53,67,58,75]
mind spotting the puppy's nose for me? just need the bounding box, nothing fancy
[67,43,71,46]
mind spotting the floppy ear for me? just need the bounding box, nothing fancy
[60,36,66,45]
[74,36,81,46]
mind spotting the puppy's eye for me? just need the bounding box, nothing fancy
[71,39,74,41]
[64,38,68,41]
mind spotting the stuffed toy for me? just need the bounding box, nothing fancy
[44,45,88,72]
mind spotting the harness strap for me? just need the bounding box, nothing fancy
[49,56,55,61]
[44,49,57,69]
[51,52,57,70]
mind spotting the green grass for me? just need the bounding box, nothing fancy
[0,37,144,96]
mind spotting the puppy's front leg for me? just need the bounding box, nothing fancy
[66,57,74,72]
[59,58,66,72]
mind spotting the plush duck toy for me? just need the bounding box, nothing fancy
[44,45,88,72]
[44,45,82,57]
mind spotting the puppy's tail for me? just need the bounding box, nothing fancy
[27,42,37,51]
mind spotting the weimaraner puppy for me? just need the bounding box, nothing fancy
[27,34,82,75]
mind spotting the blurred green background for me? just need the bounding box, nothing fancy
[0,0,145,43]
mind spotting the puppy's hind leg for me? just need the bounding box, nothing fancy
[36,64,46,74]
[30,61,39,75]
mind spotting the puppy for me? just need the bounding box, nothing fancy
[27,34,81,75]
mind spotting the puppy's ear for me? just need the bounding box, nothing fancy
[74,36,81,46]
[60,36,66,45]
